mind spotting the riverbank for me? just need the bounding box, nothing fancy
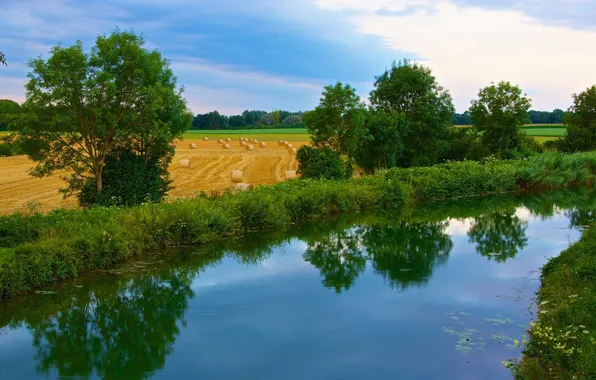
[2,151,596,298]
[511,225,596,379]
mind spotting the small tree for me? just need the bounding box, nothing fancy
[558,85,596,152]
[469,81,531,157]
[16,29,191,200]
[0,99,20,131]
[370,60,454,167]
[355,109,406,173]
[303,82,366,157]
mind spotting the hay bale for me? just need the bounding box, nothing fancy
[189,143,197,149]
[286,170,297,180]
[231,170,243,183]
[180,159,191,168]
[203,137,209,141]
[222,143,231,149]
[246,144,254,151]
[226,138,232,142]
[253,139,259,144]
[240,141,247,146]
[239,137,244,141]
[282,141,288,146]
[289,148,297,154]
[235,183,254,192]
[218,139,223,144]
[278,140,284,145]
[287,143,294,148]
[259,142,266,147]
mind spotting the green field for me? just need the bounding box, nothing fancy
[520,125,566,137]
[182,128,310,141]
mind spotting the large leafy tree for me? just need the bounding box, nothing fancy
[558,85,596,152]
[469,81,531,156]
[16,29,192,197]
[303,81,366,157]
[370,59,454,167]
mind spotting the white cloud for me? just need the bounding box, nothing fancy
[312,0,596,111]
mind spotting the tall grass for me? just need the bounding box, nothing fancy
[1,151,596,298]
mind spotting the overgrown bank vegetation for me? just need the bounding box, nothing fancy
[511,226,596,379]
[2,151,596,298]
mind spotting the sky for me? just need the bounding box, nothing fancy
[1,0,595,115]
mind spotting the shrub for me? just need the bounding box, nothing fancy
[78,148,171,207]
[296,146,352,180]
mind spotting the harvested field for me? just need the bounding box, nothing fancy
[0,137,307,215]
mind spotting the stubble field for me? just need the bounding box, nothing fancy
[0,135,307,215]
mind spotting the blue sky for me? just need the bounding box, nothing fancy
[1,0,596,114]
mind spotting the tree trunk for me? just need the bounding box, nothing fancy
[96,173,102,193]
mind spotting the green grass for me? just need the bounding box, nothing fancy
[521,126,567,137]
[2,151,596,298]
[182,128,310,142]
[512,226,596,379]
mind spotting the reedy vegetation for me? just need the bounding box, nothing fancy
[2,151,596,298]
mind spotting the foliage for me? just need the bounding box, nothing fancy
[452,111,471,125]
[528,109,565,124]
[78,148,171,207]
[15,28,191,200]
[0,99,20,131]
[355,109,406,172]
[0,52,6,66]
[296,145,352,180]
[0,133,23,156]
[469,81,532,157]
[558,85,596,153]
[303,81,366,157]
[191,109,305,130]
[2,152,596,298]
[443,127,490,161]
[370,59,455,167]
[512,226,596,379]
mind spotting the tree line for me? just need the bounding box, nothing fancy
[452,109,564,125]
[191,109,305,130]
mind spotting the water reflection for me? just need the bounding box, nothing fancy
[468,211,528,262]
[0,189,595,379]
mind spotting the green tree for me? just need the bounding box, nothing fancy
[0,99,20,131]
[303,81,366,157]
[15,29,191,198]
[271,110,280,124]
[355,109,406,173]
[370,59,454,167]
[558,85,596,152]
[296,145,351,180]
[469,81,531,157]
[228,115,245,128]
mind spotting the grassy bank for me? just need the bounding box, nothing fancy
[511,226,596,379]
[2,151,596,298]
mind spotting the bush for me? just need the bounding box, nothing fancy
[296,146,352,180]
[78,148,171,207]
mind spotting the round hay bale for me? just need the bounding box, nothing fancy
[278,140,284,145]
[222,143,230,149]
[253,139,259,144]
[203,137,209,141]
[239,137,244,141]
[235,183,254,192]
[188,143,197,149]
[246,144,254,151]
[282,141,288,146]
[240,141,247,146]
[231,170,243,183]
[180,159,191,168]
[218,139,223,144]
[289,148,297,154]
[287,143,294,148]
[286,170,297,180]
[226,138,232,142]
[259,142,266,147]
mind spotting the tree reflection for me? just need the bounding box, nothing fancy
[16,255,221,380]
[303,222,453,293]
[364,222,452,291]
[467,211,528,262]
[303,227,367,293]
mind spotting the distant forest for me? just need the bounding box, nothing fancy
[192,108,567,130]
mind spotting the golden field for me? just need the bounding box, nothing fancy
[0,137,308,215]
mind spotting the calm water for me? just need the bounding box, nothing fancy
[1,190,595,380]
